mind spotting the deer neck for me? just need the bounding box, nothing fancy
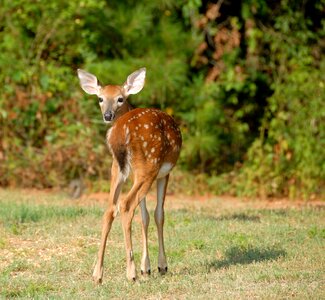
[113,101,133,124]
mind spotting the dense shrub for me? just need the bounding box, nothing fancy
[212,65,325,199]
[0,0,324,198]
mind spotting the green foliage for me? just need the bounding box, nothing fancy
[0,0,324,198]
[0,0,194,188]
[224,0,325,199]
[233,65,325,199]
[203,0,325,198]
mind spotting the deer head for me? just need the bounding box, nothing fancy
[77,68,146,123]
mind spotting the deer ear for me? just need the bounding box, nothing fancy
[123,67,146,96]
[77,69,101,95]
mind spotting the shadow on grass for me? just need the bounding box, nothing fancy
[259,209,289,217]
[211,208,293,223]
[215,213,261,222]
[207,246,286,271]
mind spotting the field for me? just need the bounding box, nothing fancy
[0,188,324,299]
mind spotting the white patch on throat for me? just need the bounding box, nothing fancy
[106,127,113,152]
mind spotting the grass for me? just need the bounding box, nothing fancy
[0,188,324,299]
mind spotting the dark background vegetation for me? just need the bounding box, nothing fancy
[0,0,324,199]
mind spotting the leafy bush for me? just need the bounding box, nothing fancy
[230,65,325,199]
[0,0,324,198]
[206,0,325,199]
[0,0,194,188]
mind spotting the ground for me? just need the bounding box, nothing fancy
[0,188,324,299]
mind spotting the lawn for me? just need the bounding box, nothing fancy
[0,188,324,299]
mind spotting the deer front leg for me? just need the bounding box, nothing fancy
[155,175,169,275]
[93,161,123,284]
[140,198,151,275]
[93,207,116,284]
[120,209,137,281]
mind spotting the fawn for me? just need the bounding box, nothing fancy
[77,67,182,283]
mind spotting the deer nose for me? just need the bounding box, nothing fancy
[104,111,114,122]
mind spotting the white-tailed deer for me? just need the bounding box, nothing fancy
[77,67,182,283]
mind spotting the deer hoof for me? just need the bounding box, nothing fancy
[141,269,151,275]
[93,277,103,285]
[158,266,168,275]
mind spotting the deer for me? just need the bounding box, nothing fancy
[77,67,182,283]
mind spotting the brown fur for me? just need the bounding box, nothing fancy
[102,85,123,97]
[108,108,182,178]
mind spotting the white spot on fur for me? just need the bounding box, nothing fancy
[143,141,147,148]
[144,124,149,129]
[151,148,155,153]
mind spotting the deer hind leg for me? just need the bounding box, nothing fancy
[120,177,155,281]
[155,174,169,275]
[93,160,124,284]
[140,198,151,275]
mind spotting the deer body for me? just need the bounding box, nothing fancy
[108,108,181,181]
[77,68,181,283]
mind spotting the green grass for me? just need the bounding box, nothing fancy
[0,189,324,299]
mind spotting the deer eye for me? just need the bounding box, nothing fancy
[98,97,104,103]
[117,97,124,103]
